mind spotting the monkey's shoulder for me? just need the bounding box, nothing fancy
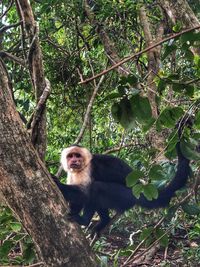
[90,154,132,184]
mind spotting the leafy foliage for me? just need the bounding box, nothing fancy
[1,0,200,265]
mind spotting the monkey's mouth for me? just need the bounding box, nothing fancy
[70,164,81,169]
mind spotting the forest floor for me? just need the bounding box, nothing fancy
[90,218,200,267]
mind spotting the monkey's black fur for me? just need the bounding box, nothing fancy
[52,142,190,235]
[91,154,132,185]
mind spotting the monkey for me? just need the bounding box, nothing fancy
[60,144,132,216]
[60,144,132,186]
[52,140,191,236]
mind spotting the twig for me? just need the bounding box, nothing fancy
[0,21,22,33]
[0,0,14,19]
[90,213,122,246]
[104,143,146,154]
[74,75,105,144]
[79,26,200,84]
[122,192,192,266]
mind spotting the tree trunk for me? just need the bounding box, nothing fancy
[139,6,165,155]
[158,0,200,54]
[15,0,48,161]
[0,60,97,266]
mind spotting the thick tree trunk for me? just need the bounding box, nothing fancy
[0,60,97,266]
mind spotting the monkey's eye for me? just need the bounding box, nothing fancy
[75,153,81,158]
[67,153,82,158]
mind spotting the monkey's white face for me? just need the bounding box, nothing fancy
[67,152,85,172]
[61,146,92,173]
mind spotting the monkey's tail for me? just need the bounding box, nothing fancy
[135,142,191,209]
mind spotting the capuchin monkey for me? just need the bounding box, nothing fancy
[60,144,132,216]
[52,139,191,236]
[60,144,132,186]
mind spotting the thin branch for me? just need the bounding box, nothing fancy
[122,192,192,266]
[103,143,146,154]
[74,75,105,144]
[0,21,22,33]
[44,37,69,56]
[0,0,14,19]
[0,51,26,67]
[79,26,200,84]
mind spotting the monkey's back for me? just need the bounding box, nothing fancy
[91,154,132,185]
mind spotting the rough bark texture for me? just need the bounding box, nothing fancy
[159,0,200,27]
[15,0,47,161]
[139,6,165,154]
[158,0,200,54]
[0,61,97,266]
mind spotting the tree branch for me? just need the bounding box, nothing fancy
[0,21,22,33]
[0,51,26,67]
[74,75,105,144]
[0,0,14,19]
[79,25,200,85]
[28,79,51,142]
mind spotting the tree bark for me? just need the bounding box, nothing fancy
[139,6,165,154]
[15,0,48,161]
[0,60,97,266]
[158,0,200,54]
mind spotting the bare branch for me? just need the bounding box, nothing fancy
[79,26,200,85]
[0,51,26,67]
[103,143,146,154]
[74,75,105,144]
[0,21,22,33]
[0,0,14,19]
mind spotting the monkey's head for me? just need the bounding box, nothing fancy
[61,145,92,173]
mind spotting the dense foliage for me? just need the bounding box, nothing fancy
[1,0,200,265]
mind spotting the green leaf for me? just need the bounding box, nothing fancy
[157,79,167,94]
[111,102,121,123]
[119,98,136,129]
[132,184,143,199]
[142,117,156,132]
[148,165,165,180]
[156,107,184,131]
[155,228,169,247]
[165,131,179,159]
[162,44,177,60]
[126,170,144,187]
[120,74,138,86]
[143,184,158,201]
[10,222,22,232]
[182,203,200,216]
[0,240,13,258]
[194,111,200,130]
[103,92,120,101]
[139,227,153,241]
[172,83,183,92]
[130,95,152,124]
[180,32,200,44]
[172,22,182,32]
[180,139,200,160]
